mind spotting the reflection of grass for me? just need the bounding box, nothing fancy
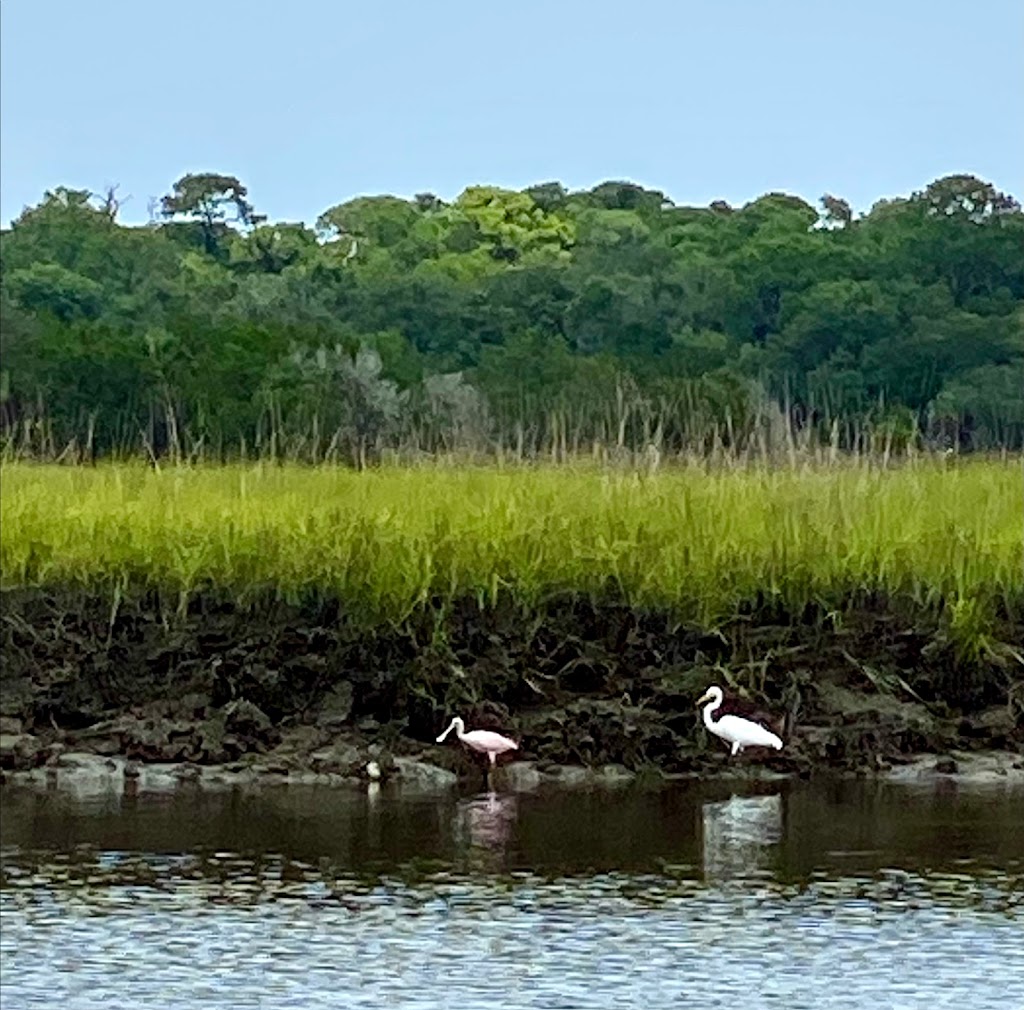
[1,461,1020,638]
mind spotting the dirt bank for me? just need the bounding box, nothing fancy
[1,590,1021,789]
[4,743,1023,797]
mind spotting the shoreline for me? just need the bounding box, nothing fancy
[2,590,1021,793]
[4,751,1022,798]
[3,727,1022,797]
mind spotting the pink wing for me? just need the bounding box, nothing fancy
[461,730,518,755]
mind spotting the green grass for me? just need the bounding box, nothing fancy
[1,460,1021,632]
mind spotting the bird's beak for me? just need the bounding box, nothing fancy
[696,692,711,707]
[436,723,452,743]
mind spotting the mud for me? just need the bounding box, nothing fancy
[1,589,1021,791]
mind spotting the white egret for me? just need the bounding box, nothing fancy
[697,686,783,756]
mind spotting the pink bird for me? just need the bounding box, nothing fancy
[436,716,518,772]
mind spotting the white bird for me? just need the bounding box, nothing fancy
[436,716,518,768]
[697,685,783,756]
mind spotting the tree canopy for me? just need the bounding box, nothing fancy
[2,172,1021,460]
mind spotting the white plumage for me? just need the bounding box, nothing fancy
[436,716,518,766]
[697,685,783,756]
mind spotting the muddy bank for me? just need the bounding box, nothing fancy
[4,744,1024,797]
[1,590,1021,788]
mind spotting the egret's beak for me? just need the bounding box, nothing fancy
[696,692,712,707]
[436,723,453,743]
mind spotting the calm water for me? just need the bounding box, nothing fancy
[1,778,1022,1009]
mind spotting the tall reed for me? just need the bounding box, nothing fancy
[2,461,1020,646]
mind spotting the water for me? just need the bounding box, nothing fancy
[2,778,1022,1009]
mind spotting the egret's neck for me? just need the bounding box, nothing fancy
[453,718,466,741]
[702,696,722,730]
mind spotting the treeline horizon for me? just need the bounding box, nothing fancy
[1,171,1022,463]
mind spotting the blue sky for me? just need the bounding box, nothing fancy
[2,0,1022,227]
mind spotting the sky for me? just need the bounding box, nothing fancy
[2,0,1022,227]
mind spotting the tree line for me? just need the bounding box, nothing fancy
[1,171,1021,462]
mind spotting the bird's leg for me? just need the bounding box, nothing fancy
[731,741,741,757]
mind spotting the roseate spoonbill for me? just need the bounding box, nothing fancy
[436,716,518,782]
[697,686,783,756]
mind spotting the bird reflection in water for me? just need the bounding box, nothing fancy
[453,791,518,867]
[701,792,783,882]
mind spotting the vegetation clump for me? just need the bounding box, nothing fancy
[2,172,1021,461]
[2,458,1020,656]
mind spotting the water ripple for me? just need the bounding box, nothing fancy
[2,848,1022,1010]
[3,780,1023,1008]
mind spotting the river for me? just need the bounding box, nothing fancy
[1,777,1022,1008]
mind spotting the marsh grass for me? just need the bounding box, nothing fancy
[2,459,1020,655]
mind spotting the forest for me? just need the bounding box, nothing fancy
[1,171,1021,462]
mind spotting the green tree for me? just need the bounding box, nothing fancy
[317,196,419,250]
[452,186,574,264]
[160,173,259,256]
[6,263,104,322]
[930,360,1024,447]
[3,171,1022,456]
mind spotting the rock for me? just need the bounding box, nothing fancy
[517,763,635,788]
[187,700,280,763]
[123,718,193,762]
[503,761,542,791]
[276,725,321,754]
[958,708,1020,747]
[541,765,590,787]
[0,733,42,771]
[56,751,121,772]
[223,699,277,742]
[127,764,185,792]
[170,693,210,721]
[884,751,1024,785]
[317,681,353,728]
[195,716,229,762]
[250,765,291,785]
[597,763,635,786]
[286,770,327,787]
[0,678,32,720]
[259,762,291,776]
[71,715,194,762]
[0,717,24,736]
[309,740,361,775]
[202,765,259,788]
[4,768,48,787]
[0,734,19,765]
[90,736,125,756]
[392,757,457,790]
[37,752,127,797]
